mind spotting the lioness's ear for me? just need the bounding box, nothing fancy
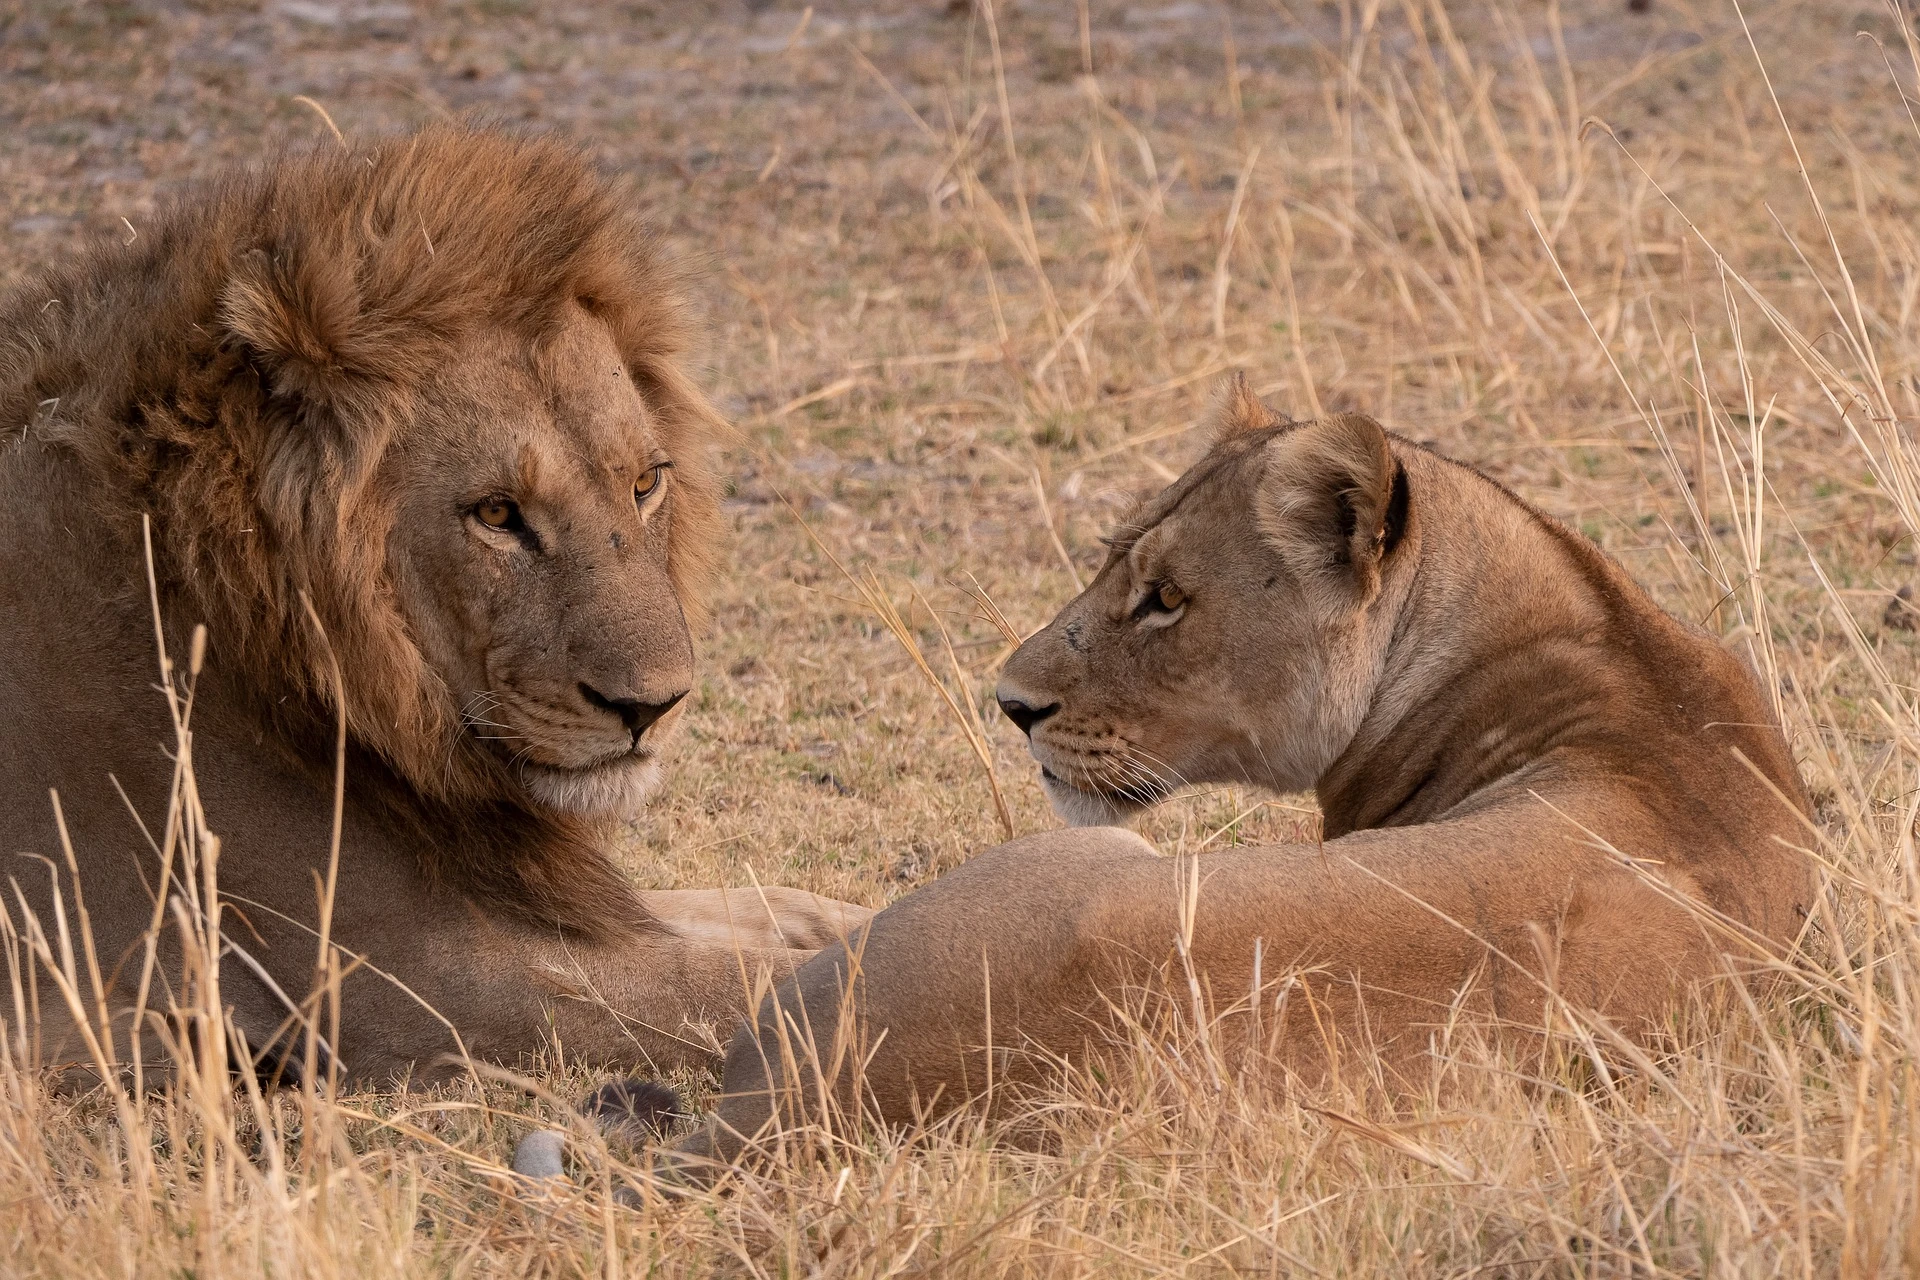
[1257,413,1409,599]
[1205,371,1284,443]
[220,244,365,402]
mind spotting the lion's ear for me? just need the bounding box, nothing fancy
[1204,371,1284,442]
[219,244,363,402]
[1257,413,1409,599]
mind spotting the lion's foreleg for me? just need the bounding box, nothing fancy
[637,887,874,953]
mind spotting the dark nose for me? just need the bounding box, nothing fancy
[580,683,688,744]
[997,696,1059,736]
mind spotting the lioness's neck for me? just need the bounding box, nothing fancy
[1315,447,1792,841]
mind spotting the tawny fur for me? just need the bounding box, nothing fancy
[667,402,1815,1173]
[2,126,726,931]
[0,127,869,1085]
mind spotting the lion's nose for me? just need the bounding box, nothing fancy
[579,683,688,744]
[997,696,1059,736]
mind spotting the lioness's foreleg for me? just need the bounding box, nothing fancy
[670,826,1157,1169]
[669,819,1724,1172]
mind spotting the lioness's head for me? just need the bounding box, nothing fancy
[996,385,1413,826]
[158,127,722,819]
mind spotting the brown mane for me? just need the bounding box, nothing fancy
[0,125,725,936]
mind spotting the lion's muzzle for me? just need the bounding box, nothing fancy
[580,682,688,747]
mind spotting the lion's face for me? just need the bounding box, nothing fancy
[996,409,1411,827]
[381,308,694,817]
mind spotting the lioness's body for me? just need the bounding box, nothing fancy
[678,402,1811,1165]
[0,130,865,1086]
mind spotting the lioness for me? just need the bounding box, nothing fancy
[669,386,1814,1169]
[0,127,868,1086]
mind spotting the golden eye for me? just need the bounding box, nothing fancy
[1156,581,1186,611]
[474,497,521,530]
[634,463,670,508]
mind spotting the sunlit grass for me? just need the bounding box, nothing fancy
[3,0,1919,1274]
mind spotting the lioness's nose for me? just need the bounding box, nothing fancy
[997,696,1059,736]
[580,683,687,744]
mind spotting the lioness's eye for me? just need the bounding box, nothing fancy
[634,463,671,509]
[1132,580,1187,623]
[473,497,523,531]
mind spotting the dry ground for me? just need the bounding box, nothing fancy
[4,0,1920,1274]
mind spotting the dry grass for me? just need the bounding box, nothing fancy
[3,0,1920,1273]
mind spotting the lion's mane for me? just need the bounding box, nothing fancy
[0,126,725,935]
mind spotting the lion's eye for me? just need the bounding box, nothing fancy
[634,463,671,510]
[1156,582,1186,611]
[473,497,523,531]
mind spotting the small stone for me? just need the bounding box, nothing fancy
[509,1129,567,1180]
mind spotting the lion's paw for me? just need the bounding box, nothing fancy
[510,1076,686,1189]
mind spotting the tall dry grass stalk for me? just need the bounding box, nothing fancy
[2,0,1919,1273]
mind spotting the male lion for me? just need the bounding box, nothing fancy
[0,127,867,1086]
[667,385,1814,1170]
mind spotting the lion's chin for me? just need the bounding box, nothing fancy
[520,755,665,818]
[1037,767,1151,828]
